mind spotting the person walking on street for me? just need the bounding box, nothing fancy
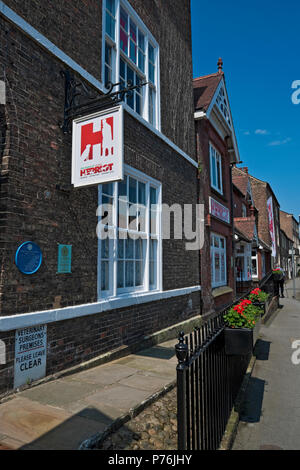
[273,265,285,298]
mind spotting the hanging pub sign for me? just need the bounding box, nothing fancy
[72,105,124,188]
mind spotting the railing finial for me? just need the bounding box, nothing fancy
[175,331,188,366]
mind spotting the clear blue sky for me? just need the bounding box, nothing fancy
[191,0,300,221]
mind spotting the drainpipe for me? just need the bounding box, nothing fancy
[226,136,237,300]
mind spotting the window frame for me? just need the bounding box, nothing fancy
[236,242,252,281]
[211,233,227,288]
[102,0,160,129]
[251,250,258,278]
[209,143,223,195]
[97,165,162,300]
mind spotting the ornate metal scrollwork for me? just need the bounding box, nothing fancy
[59,70,147,134]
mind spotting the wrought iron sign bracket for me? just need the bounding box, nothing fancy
[59,70,148,134]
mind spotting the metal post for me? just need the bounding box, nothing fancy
[175,332,188,451]
[292,246,296,299]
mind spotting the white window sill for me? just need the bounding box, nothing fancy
[212,286,233,298]
[0,285,201,332]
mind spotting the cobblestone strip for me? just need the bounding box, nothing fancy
[97,388,178,451]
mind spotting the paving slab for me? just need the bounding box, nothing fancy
[233,297,300,450]
[19,379,101,408]
[63,363,138,386]
[0,338,178,450]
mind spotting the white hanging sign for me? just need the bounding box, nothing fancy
[72,105,124,188]
[267,196,277,258]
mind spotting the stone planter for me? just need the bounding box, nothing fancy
[224,327,254,356]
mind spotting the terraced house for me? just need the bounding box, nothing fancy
[193,60,240,313]
[0,0,201,392]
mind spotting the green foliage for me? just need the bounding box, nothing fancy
[224,299,259,330]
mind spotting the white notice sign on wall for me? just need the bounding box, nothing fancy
[14,324,47,389]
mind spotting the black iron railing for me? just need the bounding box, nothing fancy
[175,276,277,451]
[175,313,251,450]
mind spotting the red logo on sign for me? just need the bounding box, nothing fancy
[81,117,114,161]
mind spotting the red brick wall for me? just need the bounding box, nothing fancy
[196,119,234,313]
[0,1,200,392]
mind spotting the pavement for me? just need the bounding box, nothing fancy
[284,276,300,301]
[233,284,300,450]
[0,338,178,450]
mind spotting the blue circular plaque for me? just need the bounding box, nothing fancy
[15,242,42,275]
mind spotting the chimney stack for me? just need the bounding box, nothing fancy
[217,57,223,74]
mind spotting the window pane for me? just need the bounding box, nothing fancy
[138,31,145,52]
[120,58,126,82]
[126,261,134,287]
[136,238,142,259]
[211,155,217,187]
[135,261,143,286]
[150,240,157,288]
[118,238,124,259]
[120,7,128,31]
[117,261,124,288]
[138,182,146,205]
[106,0,115,16]
[149,87,155,125]
[216,158,222,190]
[102,182,113,196]
[149,44,155,62]
[214,253,220,283]
[150,187,157,205]
[136,92,141,115]
[101,239,109,259]
[101,261,109,291]
[130,20,137,63]
[126,238,134,259]
[149,63,155,84]
[129,177,137,203]
[120,9,128,54]
[105,65,111,87]
[127,67,135,108]
[118,199,127,229]
[106,12,115,40]
[220,253,226,283]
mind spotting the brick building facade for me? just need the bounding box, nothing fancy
[0,0,201,393]
[280,210,300,278]
[248,173,280,273]
[194,61,240,313]
[232,166,258,293]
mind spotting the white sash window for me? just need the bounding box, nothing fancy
[211,234,227,288]
[98,166,162,299]
[103,0,160,128]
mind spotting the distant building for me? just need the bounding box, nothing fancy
[232,167,259,294]
[194,59,240,313]
[280,211,300,277]
[280,229,293,279]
